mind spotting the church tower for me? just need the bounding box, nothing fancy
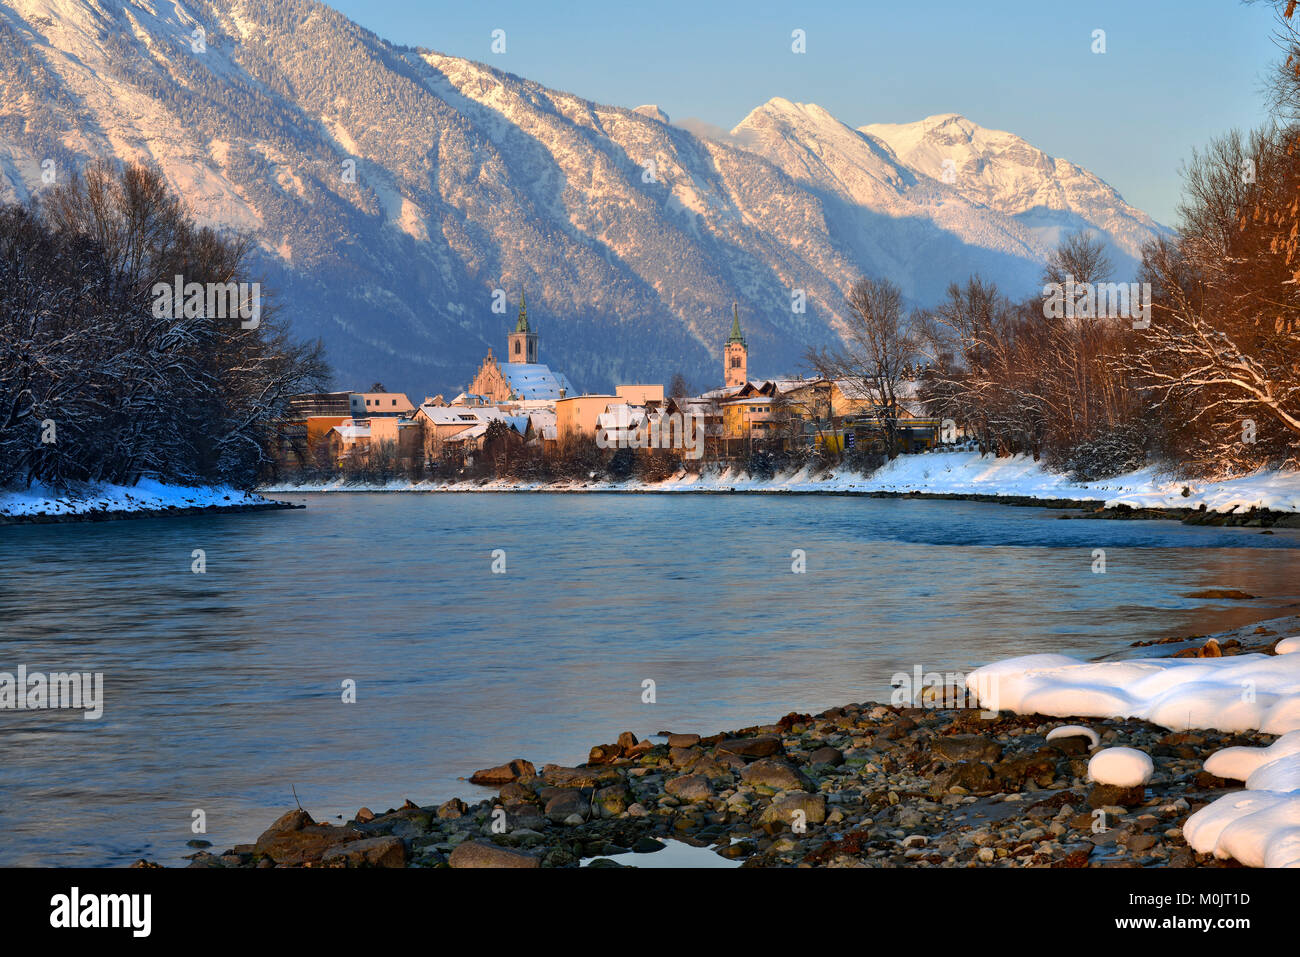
[507,290,538,365]
[724,302,748,388]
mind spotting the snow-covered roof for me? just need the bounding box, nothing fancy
[450,392,491,406]
[597,404,648,430]
[419,405,486,426]
[442,422,489,443]
[527,409,557,432]
[500,363,575,401]
[470,407,529,432]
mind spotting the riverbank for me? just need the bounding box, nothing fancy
[0,479,299,525]
[262,452,1300,521]
[182,615,1300,870]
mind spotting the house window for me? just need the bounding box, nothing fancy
[514,341,521,354]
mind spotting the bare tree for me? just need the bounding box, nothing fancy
[806,277,916,457]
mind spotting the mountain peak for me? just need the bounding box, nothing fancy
[633,104,670,124]
[738,97,839,129]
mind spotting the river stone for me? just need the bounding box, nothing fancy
[665,773,714,803]
[469,759,537,786]
[740,758,809,791]
[688,756,732,781]
[716,735,783,759]
[541,764,618,788]
[993,751,1058,789]
[667,733,701,748]
[930,761,993,796]
[1087,783,1147,808]
[503,803,548,831]
[933,734,1003,763]
[448,840,541,868]
[879,716,918,740]
[715,750,749,771]
[254,809,364,865]
[498,781,535,804]
[321,836,407,868]
[670,746,703,768]
[808,746,844,767]
[594,783,631,817]
[588,743,623,764]
[544,789,590,822]
[437,798,468,819]
[759,792,826,830]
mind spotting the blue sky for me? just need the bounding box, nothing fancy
[327,0,1283,225]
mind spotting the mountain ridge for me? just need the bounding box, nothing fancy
[0,0,1168,397]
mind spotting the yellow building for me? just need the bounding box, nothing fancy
[722,395,774,441]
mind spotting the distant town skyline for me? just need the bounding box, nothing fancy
[327,0,1282,227]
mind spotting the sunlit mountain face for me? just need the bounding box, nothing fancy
[0,0,1166,394]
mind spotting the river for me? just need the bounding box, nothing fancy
[1,492,1298,865]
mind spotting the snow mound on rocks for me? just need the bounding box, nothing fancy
[1087,747,1153,786]
[1046,725,1099,748]
[966,652,1300,734]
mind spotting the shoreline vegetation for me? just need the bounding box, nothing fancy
[170,614,1300,871]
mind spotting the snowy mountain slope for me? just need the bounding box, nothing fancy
[0,0,1168,397]
[860,112,1164,269]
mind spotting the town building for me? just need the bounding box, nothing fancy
[350,391,414,417]
[555,394,619,442]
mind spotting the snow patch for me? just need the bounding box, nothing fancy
[1,480,272,517]
[1046,725,1100,748]
[1087,747,1153,787]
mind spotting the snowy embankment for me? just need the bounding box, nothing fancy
[0,479,276,520]
[263,451,1300,513]
[967,644,1300,868]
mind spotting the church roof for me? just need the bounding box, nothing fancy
[727,303,745,345]
[501,363,574,401]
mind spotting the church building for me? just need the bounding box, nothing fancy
[467,292,575,403]
[724,303,748,388]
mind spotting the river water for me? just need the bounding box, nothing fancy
[1,492,1298,866]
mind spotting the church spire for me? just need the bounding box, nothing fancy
[508,289,539,364]
[727,302,745,345]
[514,289,530,334]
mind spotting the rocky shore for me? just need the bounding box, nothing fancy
[174,624,1296,870]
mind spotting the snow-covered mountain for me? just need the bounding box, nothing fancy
[0,0,1167,396]
[859,112,1161,269]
